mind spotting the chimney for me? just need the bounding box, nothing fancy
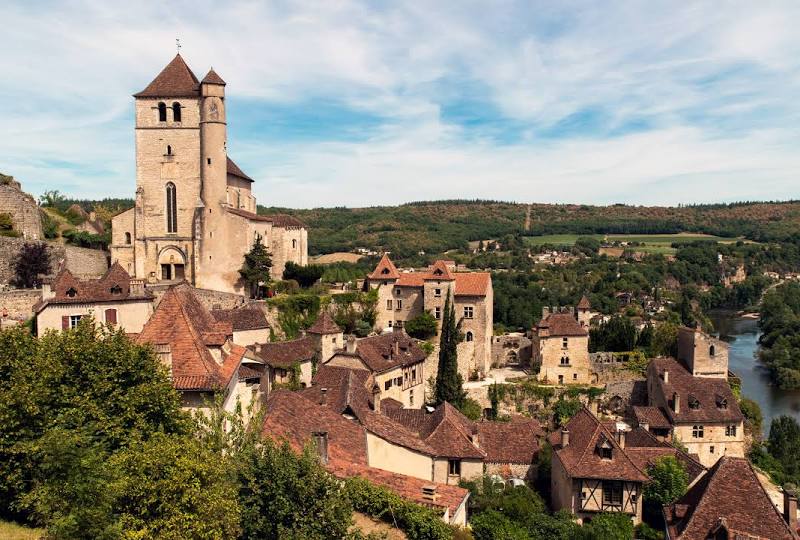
[663,370,669,383]
[41,278,54,299]
[256,343,262,353]
[672,392,680,414]
[312,431,328,465]
[471,425,480,448]
[422,484,439,502]
[393,337,400,356]
[320,387,328,407]
[561,427,570,448]
[372,384,381,414]
[129,278,145,296]
[542,306,550,318]
[784,485,797,531]
[588,399,598,415]
[616,429,626,449]
[346,335,357,354]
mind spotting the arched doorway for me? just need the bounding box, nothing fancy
[158,246,186,281]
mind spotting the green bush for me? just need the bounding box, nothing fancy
[283,261,324,288]
[405,311,438,340]
[458,398,483,421]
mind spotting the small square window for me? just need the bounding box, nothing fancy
[434,307,441,320]
[385,380,391,391]
[448,459,461,476]
[434,288,441,297]
[69,315,82,328]
[464,306,474,319]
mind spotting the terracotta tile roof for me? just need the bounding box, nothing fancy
[577,295,591,309]
[536,312,588,336]
[665,456,796,540]
[396,272,426,287]
[253,336,316,369]
[368,254,400,280]
[134,54,200,98]
[633,405,673,430]
[302,365,374,416]
[201,68,226,85]
[360,409,438,455]
[238,364,262,381]
[36,263,152,311]
[136,283,238,391]
[226,156,253,182]
[648,357,744,424]
[548,407,648,482]
[211,307,268,331]
[226,207,307,228]
[477,419,544,464]
[344,331,426,374]
[623,427,706,482]
[454,273,491,296]
[425,260,454,281]
[385,402,485,459]
[262,390,368,467]
[307,311,342,335]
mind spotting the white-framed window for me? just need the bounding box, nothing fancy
[692,425,704,438]
[396,299,403,310]
[69,314,82,329]
[434,307,441,320]
[464,306,474,319]
[725,425,737,437]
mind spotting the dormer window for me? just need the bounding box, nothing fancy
[381,268,390,275]
[65,287,77,298]
[110,285,123,295]
[597,437,613,460]
[433,268,443,275]
[688,395,701,410]
[716,395,728,409]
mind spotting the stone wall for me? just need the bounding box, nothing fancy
[0,237,108,286]
[0,288,43,321]
[148,283,245,310]
[0,179,42,240]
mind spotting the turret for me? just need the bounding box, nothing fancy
[200,69,227,210]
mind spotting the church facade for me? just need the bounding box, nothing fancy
[111,54,307,294]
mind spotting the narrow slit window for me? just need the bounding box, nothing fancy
[158,102,167,122]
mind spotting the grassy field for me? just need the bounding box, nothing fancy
[0,520,43,540]
[524,232,741,254]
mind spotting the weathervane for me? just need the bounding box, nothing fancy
[176,38,181,53]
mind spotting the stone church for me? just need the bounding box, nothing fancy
[111,54,307,294]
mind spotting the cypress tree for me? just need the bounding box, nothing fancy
[435,292,466,406]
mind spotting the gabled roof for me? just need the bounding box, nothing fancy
[425,260,454,281]
[476,419,544,464]
[302,365,374,416]
[454,273,491,296]
[211,307,269,331]
[226,156,253,182]
[664,456,796,540]
[226,207,307,228]
[36,263,152,312]
[577,295,591,310]
[384,402,485,459]
[136,283,238,391]
[633,405,672,430]
[622,427,705,483]
[368,254,400,280]
[334,331,426,374]
[253,336,317,369]
[548,407,648,482]
[307,311,342,335]
[537,312,588,337]
[647,357,744,424]
[134,54,200,98]
[201,68,226,85]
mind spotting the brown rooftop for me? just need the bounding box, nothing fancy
[211,307,268,331]
[134,54,200,98]
[201,68,226,86]
[36,263,152,312]
[226,207,306,228]
[537,312,588,337]
[253,336,316,369]
[343,331,426,373]
[307,311,342,335]
[368,254,400,280]
[226,156,253,182]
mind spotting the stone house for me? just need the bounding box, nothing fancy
[261,389,471,527]
[365,255,493,379]
[549,407,705,526]
[324,328,426,408]
[531,307,591,385]
[35,263,154,335]
[136,283,263,415]
[644,327,743,467]
[490,332,532,367]
[110,54,307,295]
[664,456,797,539]
[211,306,270,346]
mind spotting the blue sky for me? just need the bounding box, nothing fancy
[1,1,799,208]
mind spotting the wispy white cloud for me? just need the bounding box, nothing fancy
[0,0,799,206]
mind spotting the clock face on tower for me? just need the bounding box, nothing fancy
[208,99,219,121]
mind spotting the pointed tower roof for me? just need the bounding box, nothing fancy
[425,260,454,281]
[308,311,342,335]
[134,54,200,98]
[201,68,226,85]
[368,254,400,280]
[577,295,591,310]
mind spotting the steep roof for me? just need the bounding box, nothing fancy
[622,427,706,483]
[537,312,588,337]
[476,419,543,464]
[665,456,796,540]
[339,331,426,374]
[633,405,673,430]
[302,365,374,416]
[226,156,253,182]
[253,336,317,369]
[201,68,226,85]
[548,407,648,482]
[136,283,239,391]
[648,357,744,424]
[226,207,307,228]
[425,260,454,281]
[134,54,200,98]
[36,263,152,312]
[385,402,485,459]
[307,311,342,335]
[577,295,591,310]
[368,254,401,280]
[211,307,269,331]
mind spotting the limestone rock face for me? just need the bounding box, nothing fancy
[0,175,42,240]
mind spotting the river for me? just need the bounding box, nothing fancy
[711,313,800,436]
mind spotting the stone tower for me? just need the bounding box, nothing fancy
[677,326,728,378]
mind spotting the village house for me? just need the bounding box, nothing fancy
[549,407,705,526]
[664,456,798,540]
[261,389,471,526]
[110,54,307,295]
[300,363,543,486]
[211,306,270,346]
[531,300,592,384]
[35,263,154,335]
[365,255,493,379]
[136,283,263,414]
[643,328,744,467]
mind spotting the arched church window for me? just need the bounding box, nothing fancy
[165,182,177,233]
[158,102,167,122]
[125,232,131,244]
[466,331,473,342]
[172,102,181,122]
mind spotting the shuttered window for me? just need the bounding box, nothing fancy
[105,308,118,325]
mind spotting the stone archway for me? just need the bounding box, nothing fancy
[157,246,186,281]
